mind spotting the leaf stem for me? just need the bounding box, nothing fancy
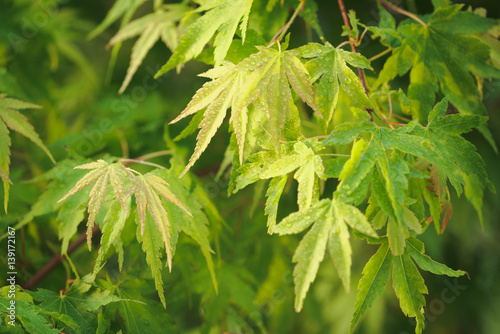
[377,0,426,26]
[392,113,411,122]
[268,0,306,47]
[368,47,392,62]
[337,0,373,121]
[388,92,393,120]
[358,27,369,44]
[131,150,173,162]
[64,253,80,280]
[117,131,129,159]
[120,159,166,169]
[307,135,330,139]
[383,120,406,126]
[120,150,172,168]
[319,153,351,157]
[337,40,357,49]
[374,93,406,127]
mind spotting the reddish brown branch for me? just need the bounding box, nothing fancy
[22,225,100,290]
[337,0,373,121]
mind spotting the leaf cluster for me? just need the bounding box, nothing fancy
[1,0,499,333]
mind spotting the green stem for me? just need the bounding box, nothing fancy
[268,0,305,47]
[319,153,351,157]
[369,47,392,62]
[377,0,426,26]
[64,253,80,280]
[120,159,166,169]
[120,150,172,168]
[132,150,172,161]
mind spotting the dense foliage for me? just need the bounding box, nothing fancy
[1,0,500,333]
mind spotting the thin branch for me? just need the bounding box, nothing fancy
[383,120,405,126]
[337,0,366,93]
[337,40,357,49]
[358,27,369,45]
[368,47,392,62]
[120,159,166,169]
[268,1,305,47]
[23,225,101,290]
[377,0,426,26]
[387,92,393,120]
[65,253,80,280]
[308,135,330,139]
[130,150,172,162]
[392,113,411,122]
[337,0,353,44]
[337,0,373,121]
[117,131,129,159]
[120,150,172,169]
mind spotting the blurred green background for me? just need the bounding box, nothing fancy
[0,0,499,333]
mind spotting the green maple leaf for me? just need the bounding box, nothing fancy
[29,283,123,334]
[299,42,373,127]
[391,250,427,334]
[431,0,452,8]
[324,99,493,239]
[90,197,131,281]
[367,4,401,48]
[264,175,287,232]
[169,62,248,176]
[156,0,254,76]
[0,94,54,213]
[463,173,485,228]
[409,98,494,193]
[95,274,178,333]
[260,142,325,210]
[88,0,154,85]
[350,237,465,334]
[3,159,89,252]
[333,137,377,205]
[135,207,168,307]
[171,42,319,175]
[154,168,219,293]
[350,242,392,333]
[326,129,414,254]
[369,118,470,197]
[0,286,60,334]
[112,292,177,334]
[87,0,148,40]
[374,4,500,123]
[233,148,280,191]
[406,237,466,277]
[273,198,378,312]
[375,100,492,231]
[58,160,133,249]
[234,43,320,145]
[235,141,325,221]
[132,172,191,272]
[56,159,201,306]
[108,4,188,93]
